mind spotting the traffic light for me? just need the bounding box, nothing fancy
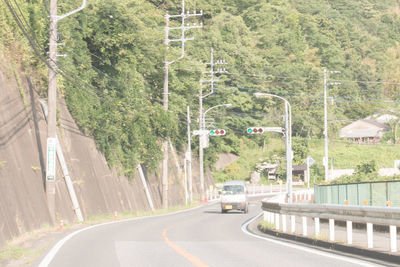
[209,129,226,136]
[247,127,264,134]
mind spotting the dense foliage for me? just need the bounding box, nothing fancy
[2,0,400,178]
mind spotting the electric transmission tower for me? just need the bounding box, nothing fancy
[162,0,202,209]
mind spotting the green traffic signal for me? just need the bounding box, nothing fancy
[247,128,252,133]
[210,130,215,135]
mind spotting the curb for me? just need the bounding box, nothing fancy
[258,225,400,266]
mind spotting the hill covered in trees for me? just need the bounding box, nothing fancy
[2,0,400,178]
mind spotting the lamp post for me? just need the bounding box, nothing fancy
[199,103,232,202]
[323,69,340,182]
[254,93,292,203]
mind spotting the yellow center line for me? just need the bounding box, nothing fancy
[162,224,209,267]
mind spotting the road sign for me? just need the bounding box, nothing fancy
[192,130,210,136]
[306,156,315,166]
[46,138,57,181]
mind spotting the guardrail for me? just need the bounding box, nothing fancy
[206,184,288,201]
[261,201,400,253]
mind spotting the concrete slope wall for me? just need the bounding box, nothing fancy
[0,60,214,246]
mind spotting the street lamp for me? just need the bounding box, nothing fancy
[204,103,232,118]
[254,93,293,203]
[199,103,232,203]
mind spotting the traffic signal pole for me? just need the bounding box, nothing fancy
[254,93,292,203]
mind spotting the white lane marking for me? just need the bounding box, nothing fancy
[38,204,215,267]
[241,213,383,267]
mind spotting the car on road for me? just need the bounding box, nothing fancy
[220,180,248,213]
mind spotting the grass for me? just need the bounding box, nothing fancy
[0,246,34,261]
[259,220,276,231]
[308,139,400,169]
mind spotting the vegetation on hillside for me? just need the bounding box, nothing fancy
[2,0,400,179]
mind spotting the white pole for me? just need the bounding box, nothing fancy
[302,216,307,236]
[390,225,397,252]
[275,213,280,230]
[282,214,287,233]
[367,223,373,248]
[347,221,353,245]
[291,215,296,233]
[56,141,84,222]
[323,68,329,182]
[314,217,320,237]
[306,158,310,189]
[187,106,193,202]
[138,164,155,211]
[183,155,188,205]
[329,219,335,241]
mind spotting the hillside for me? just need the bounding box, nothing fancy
[2,0,400,175]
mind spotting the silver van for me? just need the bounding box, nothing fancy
[220,180,248,213]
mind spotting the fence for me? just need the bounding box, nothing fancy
[314,180,400,207]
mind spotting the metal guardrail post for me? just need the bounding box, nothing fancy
[291,215,296,233]
[390,225,397,252]
[302,216,307,236]
[314,217,320,237]
[282,214,287,233]
[347,221,353,245]
[275,214,280,230]
[329,219,335,241]
[367,223,374,248]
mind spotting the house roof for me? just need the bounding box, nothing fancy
[292,165,307,171]
[340,119,390,138]
[376,114,398,124]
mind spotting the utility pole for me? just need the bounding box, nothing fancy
[323,68,340,182]
[46,0,86,223]
[199,48,227,202]
[186,105,192,203]
[162,0,202,209]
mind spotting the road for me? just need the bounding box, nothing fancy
[39,195,382,267]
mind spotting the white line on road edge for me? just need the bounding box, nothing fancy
[38,203,217,267]
[241,213,382,267]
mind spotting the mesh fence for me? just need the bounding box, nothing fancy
[314,180,400,207]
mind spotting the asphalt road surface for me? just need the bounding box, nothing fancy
[39,196,383,267]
